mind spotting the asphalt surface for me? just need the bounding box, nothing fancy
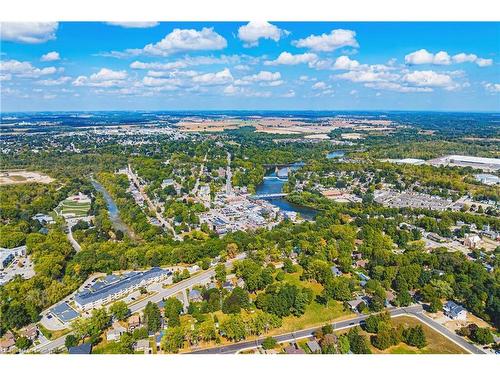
[190,305,485,354]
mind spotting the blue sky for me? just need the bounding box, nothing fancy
[1,22,499,111]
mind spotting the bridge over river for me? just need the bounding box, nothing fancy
[250,193,289,199]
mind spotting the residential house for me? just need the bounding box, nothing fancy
[188,289,203,303]
[0,332,15,353]
[284,343,305,354]
[20,324,38,341]
[135,339,151,354]
[306,340,321,353]
[464,234,482,249]
[443,301,467,320]
[330,266,343,277]
[128,315,142,331]
[106,321,127,342]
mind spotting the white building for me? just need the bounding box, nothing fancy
[0,245,27,270]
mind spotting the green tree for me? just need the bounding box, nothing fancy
[144,301,162,333]
[215,264,227,285]
[220,315,246,342]
[65,334,79,349]
[261,337,277,350]
[403,325,427,348]
[109,301,129,321]
[164,297,183,327]
[161,326,185,353]
[470,327,494,345]
[15,336,32,350]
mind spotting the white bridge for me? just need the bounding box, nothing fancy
[250,193,288,199]
[263,176,288,181]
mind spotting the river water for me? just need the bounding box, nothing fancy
[91,179,133,237]
[255,151,345,221]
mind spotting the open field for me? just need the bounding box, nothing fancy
[55,199,91,217]
[0,170,54,185]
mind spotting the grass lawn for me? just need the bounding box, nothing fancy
[337,315,467,354]
[38,324,70,340]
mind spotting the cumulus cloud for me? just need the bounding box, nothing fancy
[192,68,233,85]
[406,49,493,67]
[292,29,358,52]
[72,68,128,87]
[40,51,60,62]
[106,22,159,28]
[405,49,451,65]
[140,28,227,56]
[483,82,500,93]
[332,55,360,70]
[402,70,454,88]
[237,21,288,47]
[0,59,56,78]
[265,52,318,66]
[223,84,271,97]
[141,76,180,89]
[1,22,58,43]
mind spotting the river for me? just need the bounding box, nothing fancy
[255,151,345,221]
[91,179,133,237]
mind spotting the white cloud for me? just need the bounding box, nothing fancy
[36,76,71,86]
[106,22,159,28]
[332,55,360,70]
[130,55,241,70]
[192,68,233,85]
[312,81,328,90]
[292,29,358,52]
[0,73,11,81]
[0,59,56,78]
[265,52,318,66]
[475,58,493,67]
[364,82,433,93]
[452,53,477,64]
[241,71,281,82]
[334,68,399,83]
[483,82,500,93]
[406,49,493,67]
[402,70,455,88]
[40,51,60,62]
[91,68,127,81]
[405,49,450,65]
[350,89,358,95]
[1,22,58,43]
[140,28,227,56]
[72,68,128,87]
[236,71,283,87]
[142,76,180,89]
[130,60,188,70]
[237,21,288,47]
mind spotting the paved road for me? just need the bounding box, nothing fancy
[190,305,485,354]
[66,225,82,252]
[32,254,245,354]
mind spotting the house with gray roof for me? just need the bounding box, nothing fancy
[443,301,467,320]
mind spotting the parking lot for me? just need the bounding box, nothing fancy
[0,256,35,285]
